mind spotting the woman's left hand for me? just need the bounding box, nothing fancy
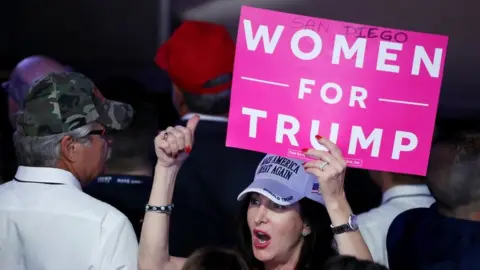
[303,136,347,203]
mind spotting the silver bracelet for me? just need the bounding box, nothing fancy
[145,203,174,215]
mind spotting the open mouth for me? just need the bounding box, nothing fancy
[253,229,271,248]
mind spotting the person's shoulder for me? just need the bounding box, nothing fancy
[359,199,433,226]
[391,206,431,227]
[67,190,130,224]
[0,180,14,192]
[386,207,432,251]
[357,205,391,224]
[0,181,17,205]
[387,193,436,211]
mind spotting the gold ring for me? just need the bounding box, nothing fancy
[162,132,169,140]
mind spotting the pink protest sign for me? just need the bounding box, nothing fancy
[226,6,448,176]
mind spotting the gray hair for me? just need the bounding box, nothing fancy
[182,89,231,115]
[13,124,94,167]
[180,73,232,115]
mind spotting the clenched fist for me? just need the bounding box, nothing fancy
[154,115,200,168]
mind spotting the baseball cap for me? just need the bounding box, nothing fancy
[154,20,235,95]
[16,72,134,137]
[237,154,325,206]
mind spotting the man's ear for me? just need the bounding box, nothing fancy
[60,136,76,163]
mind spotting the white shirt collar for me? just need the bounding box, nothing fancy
[182,113,228,123]
[382,184,432,204]
[14,166,82,190]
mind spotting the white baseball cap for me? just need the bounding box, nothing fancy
[237,154,324,206]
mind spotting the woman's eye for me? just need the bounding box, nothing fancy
[249,198,260,205]
[274,204,286,209]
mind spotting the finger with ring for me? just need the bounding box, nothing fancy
[319,161,329,171]
[305,149,345,171]
[163,129,181,155]
[162,132,170,140]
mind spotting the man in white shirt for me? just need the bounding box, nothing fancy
[357,172,435,267]
[0,72,139,270]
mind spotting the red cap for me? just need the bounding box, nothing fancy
[155,21,235,95]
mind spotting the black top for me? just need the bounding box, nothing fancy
[387,203,480,270]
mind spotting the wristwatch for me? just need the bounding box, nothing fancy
[331,214,358,235]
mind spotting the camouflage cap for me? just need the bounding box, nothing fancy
[16,72,134,136]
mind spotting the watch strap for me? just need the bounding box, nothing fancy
[331,214,358,235]
[331,224,352,235]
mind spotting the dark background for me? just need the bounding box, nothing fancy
[1,0,480,118]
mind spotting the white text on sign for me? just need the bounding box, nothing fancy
[243,19,443,78]
[242,107,417,160]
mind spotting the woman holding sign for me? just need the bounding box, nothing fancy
[138,115,372,270]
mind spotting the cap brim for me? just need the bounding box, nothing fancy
[154,43,169,70]
[97,99,134,131]
[237,178,304,206]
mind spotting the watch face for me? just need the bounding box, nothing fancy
[350,214,359,230]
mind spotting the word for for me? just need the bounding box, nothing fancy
[242,108,418,160]
[243,19,443,78]
[298,78,368,108]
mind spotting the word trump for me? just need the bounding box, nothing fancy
[243,19,444,78]
[242,107,418,160]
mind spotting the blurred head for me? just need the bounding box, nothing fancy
[181,247,249,270]
[94,76,159,175]
[155,21,234,116]
[323,255,389,270]
[3,55,70,127]
[13,72,133,185]
[95,75,177,131]
[427,128,480,211]
[237,155,334,269]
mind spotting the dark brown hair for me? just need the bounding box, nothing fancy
[323,255,389,270]
[237,195,335,270]
[181,247,249,270]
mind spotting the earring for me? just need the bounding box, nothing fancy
[302,231,309,237]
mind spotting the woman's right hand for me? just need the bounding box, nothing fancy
[154,115,200,168]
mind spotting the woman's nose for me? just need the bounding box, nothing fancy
[254,205,269,225]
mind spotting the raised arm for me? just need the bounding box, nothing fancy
[303,136,372,261]
[138,116,200,270]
